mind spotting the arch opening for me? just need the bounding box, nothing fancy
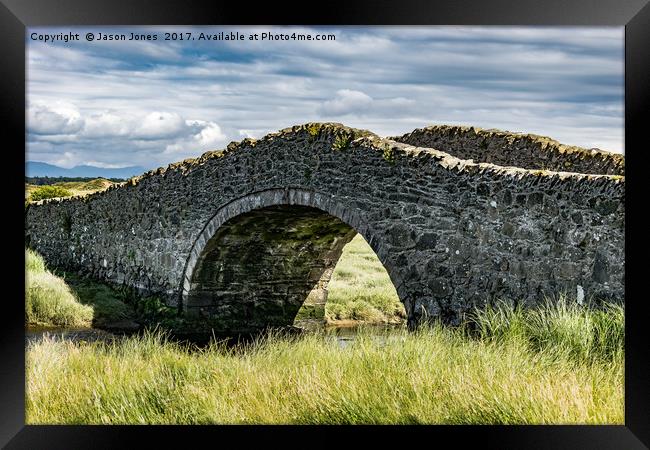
[184,204,402,333]
[311,233,405,326]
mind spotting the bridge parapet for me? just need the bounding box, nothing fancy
[391,125,624,176]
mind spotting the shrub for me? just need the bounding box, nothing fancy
[382,143,396,164]
[331,131,354,151]
[29,185,73,202]
[306,123,321,141]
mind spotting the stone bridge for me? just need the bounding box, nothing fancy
[25,123,625,332]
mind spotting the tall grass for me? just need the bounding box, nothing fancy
[26,248,46,273]
[325,234,405,323]
[26,301,623,425]
[470,297,624,363]
[26,249,93,327]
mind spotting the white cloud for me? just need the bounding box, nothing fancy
[28,101,84,135]
[319,90,374,116]
[83,111,131,137]
[189,120,226,147]
[133,112,187,140]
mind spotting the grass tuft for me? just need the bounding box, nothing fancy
[26,270,94,328]
[470,297,624,363]
[26,248,46,274]
[26,248,94,328]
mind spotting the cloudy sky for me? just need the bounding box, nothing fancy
[27,26,624,170]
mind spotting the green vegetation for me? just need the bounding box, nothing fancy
[26,300,623,424]
[306,123,321,141]
[382,143,396,164]
[471,298,624,363]
[25,242,623,425]
[26,248,137,328]
[331,130,354,151]
[26,178,115,202]
[26,249,93,327]
[55,178,115,193]
[28,185,73,202]
[325,234,406,324]
[26,248,46,273]
[26,176,125,185]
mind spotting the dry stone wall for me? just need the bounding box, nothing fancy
[25,123,625,332]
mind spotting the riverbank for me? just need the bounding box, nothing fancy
[26,248,140,331]
[26,234,405,332]
[26,300,624,424]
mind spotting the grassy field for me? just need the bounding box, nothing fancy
[25,242,624,424]
[26,300,624,424]
[25,178,116,201]
[325,234,405,324]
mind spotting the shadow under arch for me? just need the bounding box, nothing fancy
[179,188,406,333]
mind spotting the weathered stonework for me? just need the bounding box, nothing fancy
[25,123,625,332]
[392,125,624,176]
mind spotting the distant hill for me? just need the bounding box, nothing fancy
[26,161,146,179]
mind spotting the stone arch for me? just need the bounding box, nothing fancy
[179,188,406,333]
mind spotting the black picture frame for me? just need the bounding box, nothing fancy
[2,1,648,448]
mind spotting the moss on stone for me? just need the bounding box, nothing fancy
[305,123,321,141]
[294,303,325,320]
[331,130,354,151]
[383,143,396,164]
